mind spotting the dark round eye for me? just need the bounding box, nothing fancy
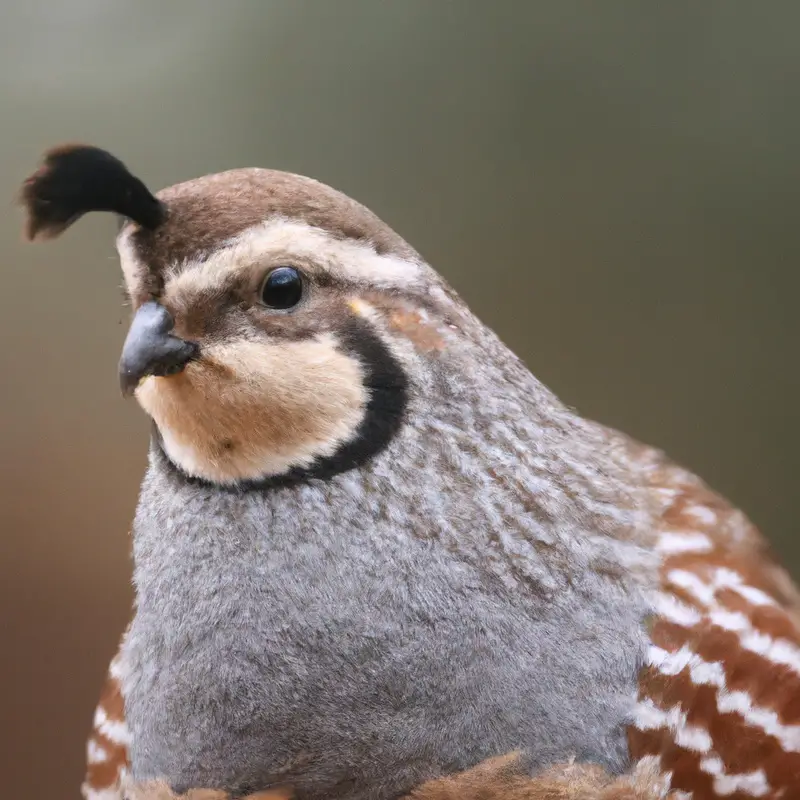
[260,267,303,309]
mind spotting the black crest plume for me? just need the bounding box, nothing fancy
[19,144,166,241]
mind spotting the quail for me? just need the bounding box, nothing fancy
[19,145,800,800]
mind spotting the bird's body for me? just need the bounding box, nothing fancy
[121,359,654,797]
[19,146,800,800]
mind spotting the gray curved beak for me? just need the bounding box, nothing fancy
[118,301,199,396]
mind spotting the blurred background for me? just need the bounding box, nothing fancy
[1,1,798,795]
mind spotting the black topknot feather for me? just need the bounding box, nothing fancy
[19,144,166,241]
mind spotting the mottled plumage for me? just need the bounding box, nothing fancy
[19,146,800,800]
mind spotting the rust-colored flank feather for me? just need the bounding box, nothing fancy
[82,646,130,800]
[627,449,800,799]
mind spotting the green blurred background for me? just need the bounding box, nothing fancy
[1,2,797,795]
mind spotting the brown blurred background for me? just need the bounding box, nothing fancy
[1,1,798,795]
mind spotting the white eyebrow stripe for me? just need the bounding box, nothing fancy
[159,218,424,296]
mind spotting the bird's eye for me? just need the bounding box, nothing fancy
[260,267,303,309]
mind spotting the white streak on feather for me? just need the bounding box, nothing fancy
[634,697,772,796]
[667,569,716,606]
[699,757,770,797]
[656,532,713,555]
[709,608,800,675]
[86,739,109,764]
[655,592,702,627]
[666,568,777,610]
[634,698,712,753]
[93,706,131,747]
[108,657,124,682]
[648,645,800,751]
[682,505,718,526]
[81,787,123,800]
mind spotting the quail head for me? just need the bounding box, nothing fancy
[19,145,800,800]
